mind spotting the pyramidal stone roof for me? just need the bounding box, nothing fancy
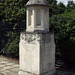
[26,0,50,6]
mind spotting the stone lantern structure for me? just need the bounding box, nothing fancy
[26,0,49,32]
[19,0,56,75]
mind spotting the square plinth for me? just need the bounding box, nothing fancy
[19,32,56,75]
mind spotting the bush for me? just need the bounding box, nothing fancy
[7,36,19,57]
[57,39,75,67]
[49,14,75,67]
[2,31,19,58]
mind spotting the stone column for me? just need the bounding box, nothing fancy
[19,32,56,75]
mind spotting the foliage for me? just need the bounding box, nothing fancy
[2,31,19,57]
[49,8,75,67]
[0,0,27,57]
[6,35,19,57]
[47,0,57,5]
[0,1,4,18]
[58,39,75,67]
[3,0,26,22]
[57,2,66,14]
[47,0,58,16]
[61,9,75,20]
[67,1,75,12]
[49,15,75,37]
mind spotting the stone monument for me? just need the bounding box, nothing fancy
[19,0,56,75]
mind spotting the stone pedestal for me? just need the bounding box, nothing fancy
[19,32,56,75]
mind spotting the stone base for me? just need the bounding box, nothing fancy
[19,69,56,75]
[19,32,55,75]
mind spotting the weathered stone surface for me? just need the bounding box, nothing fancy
[26,0,50,6]
[19,32,55,75]
[26,0,49,32]
[26,6,49,32]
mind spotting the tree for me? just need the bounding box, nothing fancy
[47,0,57,5]
[47,0,58,16]
[67,1,75,12]
[0,0,28,56]
[3,0,27,23]
[57,2,66,14]
[0,1,4,19]
[49,9,75,67]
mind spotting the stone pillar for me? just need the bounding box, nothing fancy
[19,32,56,75]
[19,0,56,75]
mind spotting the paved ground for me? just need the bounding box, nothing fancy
[0,55,75,75]
[0,55,19,75]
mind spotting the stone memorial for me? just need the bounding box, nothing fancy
[19,0,56,75]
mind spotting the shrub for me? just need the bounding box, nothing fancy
[49,15,75,67]
[2,31,19,58]
[7,35,19,57]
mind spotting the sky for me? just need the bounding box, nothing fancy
[57,0,75,5]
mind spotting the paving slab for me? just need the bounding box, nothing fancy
[0,56,19,75]
[0,64,5,68]
[11,64,19,68]
[0,73,4,75]
[5,63,15,66]
[0,66,14,72]
[9,67,19,73]
[1,70,13,75]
